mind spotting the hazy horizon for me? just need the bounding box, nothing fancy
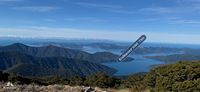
[2,36,200,47]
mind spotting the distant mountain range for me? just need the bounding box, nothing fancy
[32,42,84,49]
[32,42,200,54]
[31,42,127,50]
[0,43,134,63]
[0,51,117,77]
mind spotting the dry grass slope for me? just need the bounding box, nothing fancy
[0,84,134,92]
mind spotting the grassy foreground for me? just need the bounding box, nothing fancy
[0,84,145,92]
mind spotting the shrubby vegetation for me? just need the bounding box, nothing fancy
[1,60,200,91]
[143,61,200,92]
[0,72,32,85]
[84,72,121,88]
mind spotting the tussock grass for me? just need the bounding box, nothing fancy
[0,84,132,92]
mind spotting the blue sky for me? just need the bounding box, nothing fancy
[1,0,200,44]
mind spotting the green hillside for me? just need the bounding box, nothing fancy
[0,51,117,76]
[143,61,200,91]
[4,63,81,77]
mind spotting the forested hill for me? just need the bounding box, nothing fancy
[0,43,133,63]
[4,63,81,77]
[0,51,117,77]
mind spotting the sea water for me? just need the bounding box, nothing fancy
[82,46,181,76]
[82,42,200,75]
